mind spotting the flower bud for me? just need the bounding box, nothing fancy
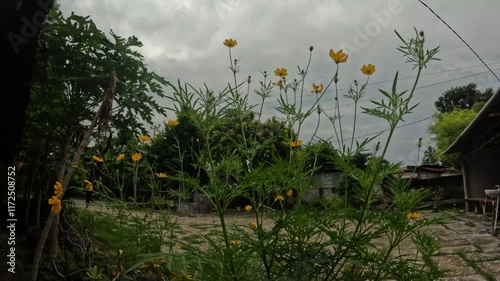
[417,138,422,148]
[317,105,321,114]
[309,45,314,51]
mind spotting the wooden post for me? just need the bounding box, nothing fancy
[461,158,470,212]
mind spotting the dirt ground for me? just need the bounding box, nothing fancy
[73,199,500,280]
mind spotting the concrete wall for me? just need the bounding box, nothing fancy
[463,145,500,198]
[302,172,341,202]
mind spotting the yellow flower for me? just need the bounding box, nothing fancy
[138,135,151,142]
[407,211,421,219]
[84,180,93,191]
[312,83,324,94]
[287,189,293,197]
[177,270,192,280]
[274,68,288,77]
[230,240,241,245]
[250,221,258,228]
[223,38,237,48]
[360,64,376,75]
[116,153,125,161]
[329,49,348,64]
[167,119,180,126]
[245,205,252,211]
[92,155,104,162]
[274,80,284,90]
[175,243,181,249]
[48,196,62,214]
[236,206,241,211]
[274,195,285,202]
[156,173,168,178]
[119,249,123,256]
[131,152,142,162]
[54,181,63,197]
[291,140,303,148]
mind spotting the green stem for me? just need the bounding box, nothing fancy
[310,106,321,143]
[229,48,238,91]
[334,65,344,149]
[258,96,265,122]
[350,101,358,150]
[217,207,237,281]
[299,50,313,111]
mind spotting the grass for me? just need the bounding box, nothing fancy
[457,251,497,281]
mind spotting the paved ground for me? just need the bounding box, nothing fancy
[426,211,500,280]
[74,199,500,280]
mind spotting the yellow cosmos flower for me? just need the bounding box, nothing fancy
[156,173,168,178]
[274,80,284,90]
[291,140,303,148]
[274,68,288,77]
[167,119,180,126]
[116,153,125,161]
[312,83,324,94]
[138,135,151,142]
[250,221,258,228]
[48,196,62,214]
[223,38,237,48]
[54,181,63,197]
[274,195,285,202]
[360,64,376,75]
[84,180,93,191]
[287,189,293,197]
[407,211,421,219]
[329,49,348,64]
[131,152,142,162]
[245,205,252,211]
[92,155,104,162]
[230,240,241,245]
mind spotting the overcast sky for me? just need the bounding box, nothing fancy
[60,0,500,165]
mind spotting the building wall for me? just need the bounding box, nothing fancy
[464,145,500,198]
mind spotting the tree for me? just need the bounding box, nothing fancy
[427,109,478,168]
[422,145,439,165]
[18,9,170,278]
[434,83,493,113]
[1,0,54,167]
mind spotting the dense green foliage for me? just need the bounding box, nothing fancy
[427,109,478,167]
[434,83,493,113]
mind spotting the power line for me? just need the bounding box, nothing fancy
[320,67,500,113]
[417,0,500,83]
[330,116,433,144]
[261,62,500,107]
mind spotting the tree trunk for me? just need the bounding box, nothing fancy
[30,71,117,281]
[48,133,72,260]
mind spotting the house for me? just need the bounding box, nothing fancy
[394,165,463,200]
[301,170,343,201]
[444,87,500,211]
